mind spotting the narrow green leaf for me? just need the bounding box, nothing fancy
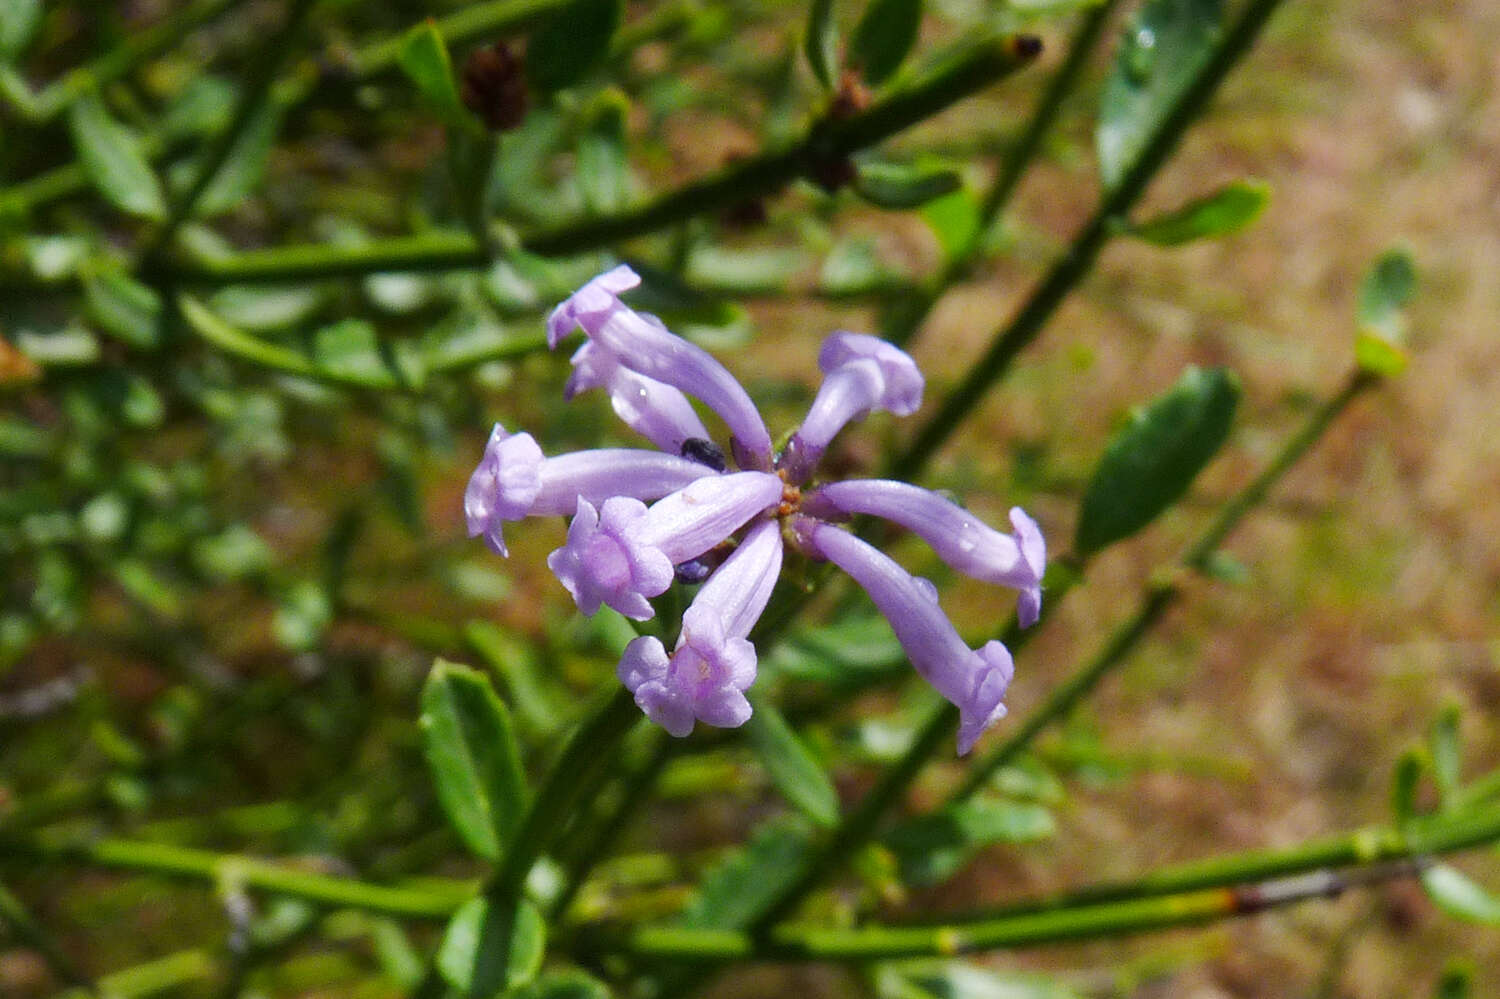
[82,269,164,350]
[1392,748,1424,824]
[679,817,814,929]
[179,295,317,377]
[577,90,629,215]
[436,896,547,998]
[805,0,840,89]
[312,319,399,389]
[398,19,467,123]
[1075,366,1240,555]
[0,0,42,59]
[884,799,1055,885]
[1097,0,1222,189]
[420,660,528,862]
[745,695,840,829]
[512,970,613,999]
[1353,248,1416,376]
[68,92,168,220]
[526,0,622,95]
[854,160,962,209]
[193,100,282,216]
[1130,178,1269,246]
[850,0,924,86]
[1420,864,1500,926]
[1429,703,1462,806]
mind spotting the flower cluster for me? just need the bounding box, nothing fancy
[465,266,1045,754]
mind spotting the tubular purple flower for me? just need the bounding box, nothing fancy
[546,264,773,469]
[545,472,783,620]
[464,423,717,556]
[806,480,1046,627]
[794,516,1014,755]
[780,332,924,482]
[616,519,783,735]
[564,340,711,454]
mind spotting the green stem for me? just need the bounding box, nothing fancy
[56,950,218,999]
[593,804,1500,962]
[148,0,320,255]
[887,0,1123,348]
[950,368,1377,802]
[145,35,1039,286]
[891,0,1290,482]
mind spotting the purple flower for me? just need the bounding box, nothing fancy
[466,267,1045,751]
[793,516,1014,755]
[616,519,783,735]
[545,471,783,620]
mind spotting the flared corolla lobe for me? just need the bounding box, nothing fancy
[794,516,1015,755]
[807,479,1046,627]
[617,520,783,735]
[780,332,924,482]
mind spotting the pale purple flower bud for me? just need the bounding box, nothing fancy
[564,340,711,454]
[794,516,1014,755]
[780,332,924,482]
[546,264,773,469]
[464,423,716,557]
[807,480,1045,627]
[546,472,782,620]
[617,519,783,735]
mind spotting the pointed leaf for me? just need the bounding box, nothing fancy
[680,817,814,929]
[1097,0,1222,189]
[1131,178,1269,245]
[398,19,470,126]
[1420,864,1500,926]
[69,92,167,220]
[854,160,962,209]
[193,100,282,216]
[1430,703,1462,806]
[850,0,924,86]
[437,896,546,997]
[526,0,622,95]
[420,660,528,861]
[312,319,399,389]
[1075,366,1240,555]
[577,90,629,215]
[805,0,839,89]
[885,799,1055,885]
[745,694,840,829]
[1392,748,1424,824]
[82,269,164,350]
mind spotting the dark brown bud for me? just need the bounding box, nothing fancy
[808,154,857,194]
[1009,34,1044,60]
[460,42,529,132]
[828,68,872,121]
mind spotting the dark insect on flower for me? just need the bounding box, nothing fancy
[460,41,528,132]
[680,437,728,472]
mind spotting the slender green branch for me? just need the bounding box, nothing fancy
[0,836,472,919]
[589,803,1500,962]
[143,35,1039,286]
[55,950,218,999]
[951,368,1377,802]
[887,0,1123,348]
[892,0,1290,482]
[147,0,319,254]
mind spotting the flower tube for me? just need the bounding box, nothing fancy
[464,423,718,556]
[807,480,1045,627]
[793,516,1014,755]
[616,519,783,735]
[546,471,783,619]
[564,339,712,455]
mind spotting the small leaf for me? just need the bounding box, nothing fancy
[680,818,814,929]
[805,0,839,89]
[1354,248,1416,376]
[885,799,1055,885]
[193,100,282,216]
[1392,748,1424,824]
[1075,366,1240,555]
[850,0,924,86]
[1201,550,1249,584]
[69,92,168,220]
[420,660,528,861]
[745,695,840,829]
[0,0,42,59]
[312,319,398,389]
[920,185,981,261]
[1130,178,1269,246]
[1097,0,1222,190]
[398,20,467,124]
[82,269,163,350]
[1429,703,1462,806]
[577,90,629,215]
[437,896,547,997]
[511,970,613,999]
[273,580,332,651]
[1420,864,1500,926]
[527,0,623,95]
[854,160,963,209]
